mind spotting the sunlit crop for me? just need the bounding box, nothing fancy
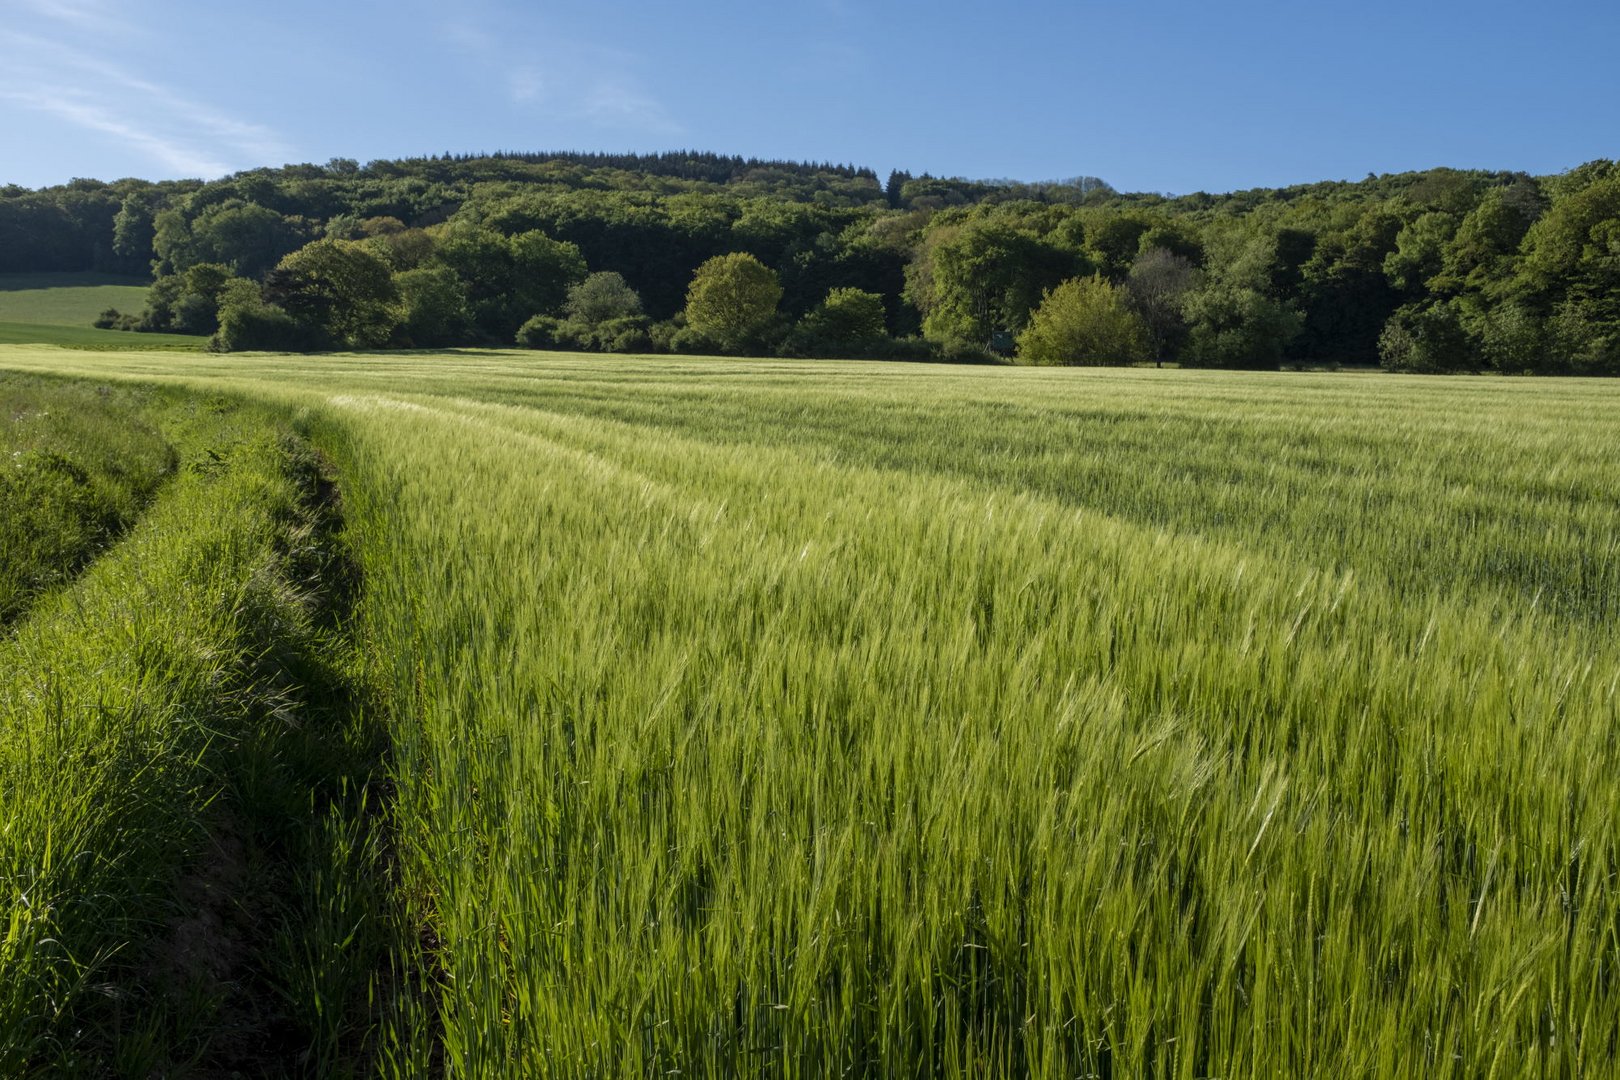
[2,347,1617,1077]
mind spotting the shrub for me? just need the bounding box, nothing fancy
[648,320,682,353]
[1016,276,1151,366]
[516,315,566,350]
[210,279,312,352]
[564,272,644,324]
[516,314,653,353]
[781,288,889,358]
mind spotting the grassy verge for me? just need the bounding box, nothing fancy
[0,375,177,626]
[0,392,397,1075]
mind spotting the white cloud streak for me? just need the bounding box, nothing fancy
[0,22,291,179]
[11,0,116,29]
[581,75,682,134]
[2,88,236,176]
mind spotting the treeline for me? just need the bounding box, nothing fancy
[4,152,1618,372]
[392,150,878,185]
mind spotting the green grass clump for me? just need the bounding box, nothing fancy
[0,375,176,624]
[0,348,1616,1077]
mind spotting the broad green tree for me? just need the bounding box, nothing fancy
[1512,173,1620,372]
[155,200,311,279]
[784,287,889,356]
[1181,282,1303,369]
[1378,300,1473,372]
[436,226,587,340]
[802,287,886,342]
[1015,276,1150,366]
[907,219,1078,345]
[1082,213,1153,279]
[139,262,240,334]
[683,252,782,351]
[1383,212,1458,296]
[395,265,472,347]
[211,278,307,351]
[1437,184,1542,294]
[111,191,161,271]
[264,239,402,348]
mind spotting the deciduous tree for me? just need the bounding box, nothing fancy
[684,252,783,351]
[264,239,402,348]
[564,271,644,325]
[1126,248,1200,363]
[1016,276,1150,366]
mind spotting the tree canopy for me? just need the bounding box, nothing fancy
[5,151,1617,372]
[264,239,402,348]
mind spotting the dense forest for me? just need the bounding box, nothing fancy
[2,150,1616,372]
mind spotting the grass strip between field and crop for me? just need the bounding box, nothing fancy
[0,390,401,1076]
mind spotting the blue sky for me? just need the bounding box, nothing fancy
[2,0,1616,194]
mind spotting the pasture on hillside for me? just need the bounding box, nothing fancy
[1,347,1618,1077]
[0,273,152,325]
[0,274,205,350]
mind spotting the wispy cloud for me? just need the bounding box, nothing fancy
[0,22,290,178]
[12,0,117,30]
[2,88,235,176]
[507,66,545,105]
[581,75,681,134]
[443,12,682,135]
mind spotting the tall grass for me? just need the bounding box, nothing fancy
[2,349,1618,1076]
[0,390,392,1074]
[0,375,175,624]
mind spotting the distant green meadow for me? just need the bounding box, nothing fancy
[0,274,205,350]
[0,321,205,350]
[1,347,1618,1077]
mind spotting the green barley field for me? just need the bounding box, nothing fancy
[2,346,1618,1077]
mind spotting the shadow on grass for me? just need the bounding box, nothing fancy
[113,437,406,1078]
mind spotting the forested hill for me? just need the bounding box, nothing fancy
[3,151,1616,373]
